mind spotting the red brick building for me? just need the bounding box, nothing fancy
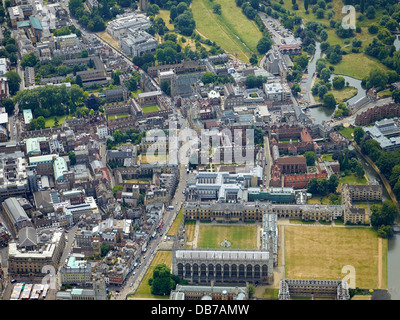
[284,172,327,189]
[355,103,400,126]
[276,156,307,174]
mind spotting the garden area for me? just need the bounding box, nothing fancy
[141,105,159,113]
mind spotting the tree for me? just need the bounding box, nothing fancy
[323,92,336,108]
[75,75,83,87]
[368,23,379,34]
[112,185,123,196]
[304,151,317,166]
[367,68,388,89]
[392,89,400,103]
[319,29,328,42]
[332,76,345,90]
[150,264,176,296]
[202,72,215,85]
[316,8,324,19]
[160,80,171,96]
[36,116,45,129]
[320,68,331,83]
[366,5,376,19]
[317,84,328,99]
[21,52,39,68]
[304,0,309,11]
[256,36,272,54]
[1,98,14,115]
[81,49,89,58]
[213,4,221,14]
[67,151,76,165]
[327,174,339,193]
[100,243,110,257]
[353,127,365,145]
[6,71,21,95]
[291,84,301,96]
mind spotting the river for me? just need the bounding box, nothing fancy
[301,42,367,124]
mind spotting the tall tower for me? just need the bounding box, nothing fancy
[139,0,148,12]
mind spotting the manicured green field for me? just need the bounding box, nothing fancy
[284,225,387,289]
[141,105,159,113]
[339,127,355,139]
[44,115,73,128]
[192,0,262,63]
[198,224,258,249]
[321,154,333,162]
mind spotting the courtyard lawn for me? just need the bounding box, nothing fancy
[44,115,73,128]
[321,154,333,162]
[132,250,172,299]
[339,127,355,139]
[198,224,258,249]
[141,105,159,113]
[192,0,262,63]
[339,173,367,185]
[141,153,168,164]
[284,225,387,289]
[168,207,183,236]
[307,196,331,205]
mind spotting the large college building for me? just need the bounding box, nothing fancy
[172,248,274,285]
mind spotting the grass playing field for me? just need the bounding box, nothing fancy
[284,225,387,289]
[192,0,262,63]
[197,224,258,249]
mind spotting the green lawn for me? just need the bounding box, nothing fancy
[339,173,367,185]
[107,114,129,120]
[141,105,159,113]
[321,154,333,162]
[339,127,355,139]
[285,225,387,289]
[198,224,258,249]
[192,0,262,63]
[44,115,73,128]
[329,53,389,80]
[331,86,358,103]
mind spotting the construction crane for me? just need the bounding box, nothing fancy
[226,52,260,69]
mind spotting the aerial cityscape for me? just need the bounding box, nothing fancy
[0,0,399,305]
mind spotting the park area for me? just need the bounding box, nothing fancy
[197,224,259,249]
[284,225,387,289]
[191,0,262,63]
